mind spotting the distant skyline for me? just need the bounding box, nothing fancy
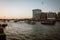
[0,0,60,19]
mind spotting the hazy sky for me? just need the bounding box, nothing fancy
[0,0,60,19]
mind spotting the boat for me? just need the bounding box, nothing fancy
[0,22,7,28]
[30,21,36,25]
[26,20,36,25]
[1,24,7,28]
[41,19,56,25]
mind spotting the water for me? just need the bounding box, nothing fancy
[3,21,60,40]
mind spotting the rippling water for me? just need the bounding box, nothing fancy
[3,21,60,40]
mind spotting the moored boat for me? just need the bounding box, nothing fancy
[41,19,56,25]
[30,21,36,25]
[0,22,7,28]
[1,24,7,28]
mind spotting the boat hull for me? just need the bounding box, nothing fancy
[41,19,56,25]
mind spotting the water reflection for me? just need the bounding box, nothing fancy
[3,21,60,40]
[32,22,60,40]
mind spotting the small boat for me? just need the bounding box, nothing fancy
[0,22,7,28]
[30,21,36,25]
[1,24,7,28]
[41,19,56,25]
[26,20,36,25]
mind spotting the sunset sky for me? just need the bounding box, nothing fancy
[0,0,60,19]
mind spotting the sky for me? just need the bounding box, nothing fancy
[0,0,60,19]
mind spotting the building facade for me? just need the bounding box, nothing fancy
[47,12,56,19]
[39,12,47,21]
[32,9,57,21]
[57,12,60,20]
[32,9,42,19]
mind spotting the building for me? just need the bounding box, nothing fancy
[58,12,60,18]
[57,12,60,21]
[32,12,47,21]
[32,9,57,21]
[32,14,40,20]
[39,12,47,21]
[32,9,42,19]
[47,12,56,20]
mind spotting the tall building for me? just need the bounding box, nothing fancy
[32,9,42,19]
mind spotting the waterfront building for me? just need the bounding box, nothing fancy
[47,12,56,20]
[32,9,42,20]
[39,12,47,21]
[32,9,57,22]
[32,14,40,20]
[32,12,47,21]
[57,12,60,21]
